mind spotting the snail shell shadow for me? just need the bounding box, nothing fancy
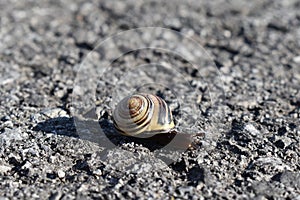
[32,116,170,151]
[33,117,78,137]
[33,116,199,151]
[99,118,205,151]
[33,116,126,149]
[99,118,179,151]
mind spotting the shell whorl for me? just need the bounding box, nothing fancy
[112,93,175,136]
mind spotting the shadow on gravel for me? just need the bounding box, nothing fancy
[33,117,78,137]
[96,119,197,151]
[98,119,176,151]
[33,117,124,148]
[33,117,178,151]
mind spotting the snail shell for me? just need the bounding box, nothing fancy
[112,93,175,136]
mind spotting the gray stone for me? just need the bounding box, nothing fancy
[0,0,299,199]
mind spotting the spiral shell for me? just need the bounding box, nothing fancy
[112,93,175,136]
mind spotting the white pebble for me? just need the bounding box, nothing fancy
[40,108,69,118]
[245,124,260,136]
[3,121,13,128]
[93,169,102,176]
[293,56,300,63]
[0,165,12,173]
[57,170,65,178]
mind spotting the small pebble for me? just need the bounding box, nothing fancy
[244,124,260,136]
[93,169,102,176]
[292,56,300,63]
[3,121,13,128]
[40,108,69,118]
[0,165,12,173]
[57,170,65,178]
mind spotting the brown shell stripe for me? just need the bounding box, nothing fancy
[124,99,152,130]
[116,94,153,133]
[155,95,172,126]
[129,96,143,117]
[130,96,152,125]
[113,93,175,136]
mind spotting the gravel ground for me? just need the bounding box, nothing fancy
[0,0,300,199]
